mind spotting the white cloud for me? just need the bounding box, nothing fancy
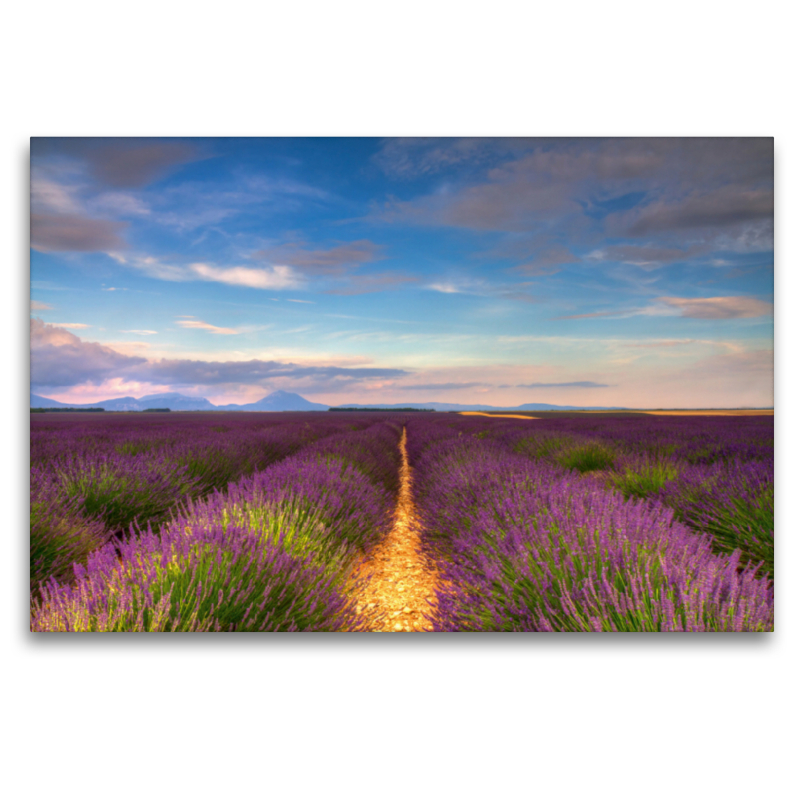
[427,282,462,294]
[30,178,82,215]
[89,192,150,217]
[31,300,53,311]
[120,253,303,291]
[51,322,90,329]
[189,262,301,290]
[120,330,158,335]
[175,319,239,335]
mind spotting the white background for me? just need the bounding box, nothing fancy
[4,2,796,798]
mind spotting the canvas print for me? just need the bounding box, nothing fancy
[29,137,774,632]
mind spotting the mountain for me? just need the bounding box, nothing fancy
[218,390,329,412]
[31,390,329,412]
[335,401,627,412]
[137,393,217,411]
[31,393,72,408]
[31,390,625,413]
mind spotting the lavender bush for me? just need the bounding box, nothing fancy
[405,417,773,632]
[31,521,358,632]
[30,471,110,594]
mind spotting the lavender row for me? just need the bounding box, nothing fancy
[30,413,396,593]
[31,418,403,631]
[405,417,773,631]
[477,416,774,577]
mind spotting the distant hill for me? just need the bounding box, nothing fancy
[30,390,328,412]
[31,390,629,413]
[217,390,329,412]
[31,393,71,408]
[335,401,628,412]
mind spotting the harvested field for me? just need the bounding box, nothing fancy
[459,412,539,420]
[641,409,773,416]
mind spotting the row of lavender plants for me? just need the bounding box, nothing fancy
[490,414,774,579]
[31,414,403,631]
[30,413,362,591]
[406,414,773,631]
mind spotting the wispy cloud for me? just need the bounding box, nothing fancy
[51,322,90,329]
[398,382,486,391]
[120,330,158,335]
[326,271,418,295]
[657,296,773,319]
[508,245,578,276]
[588,244,701,269]
[115,253,304,291]
[252,240,384,275]
[189,262,301,290]
[175,318,239,335]
[516,381,609,388]
[30,300,53,311]
[426,277,539,303]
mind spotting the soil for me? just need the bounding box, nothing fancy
[350,428,442,632]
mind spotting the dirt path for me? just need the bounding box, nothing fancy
[350,427,441,632]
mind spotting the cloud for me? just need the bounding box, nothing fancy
[370,139,774,255]
[425,277,538,302]
[657,296,774,319]
[591,244,699,268]
[31,179,82,215]
[327,272,418,295]
[622,187,773,236]
[121,330,158,335]
[31,213,128,252]
[31,318,410,393]
[89,192,150,217]
[371,139,668,232]
[252,239,413,295]
[372,138,522,178]
[82,140,201,188]
[510,245,578,276]
[398,382,486,391]
[31,318,147,389]
[516,381,610,388]
[117,254,304,290]
[252,240,384,275]
[51,323,90,329]
[30,300,53,311]
[133,359,409,392]
[175,319,240,335]
[189,262,301,290]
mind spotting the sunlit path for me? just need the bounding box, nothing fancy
[350,427,441,632]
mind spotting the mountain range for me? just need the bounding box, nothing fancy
[30,390,628,413]
[30,390,329,412]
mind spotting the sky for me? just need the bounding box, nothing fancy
[30,137,774,408]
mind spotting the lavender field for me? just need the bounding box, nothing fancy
[29,411,774,632]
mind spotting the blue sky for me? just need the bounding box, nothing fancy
[30,137,773,407]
